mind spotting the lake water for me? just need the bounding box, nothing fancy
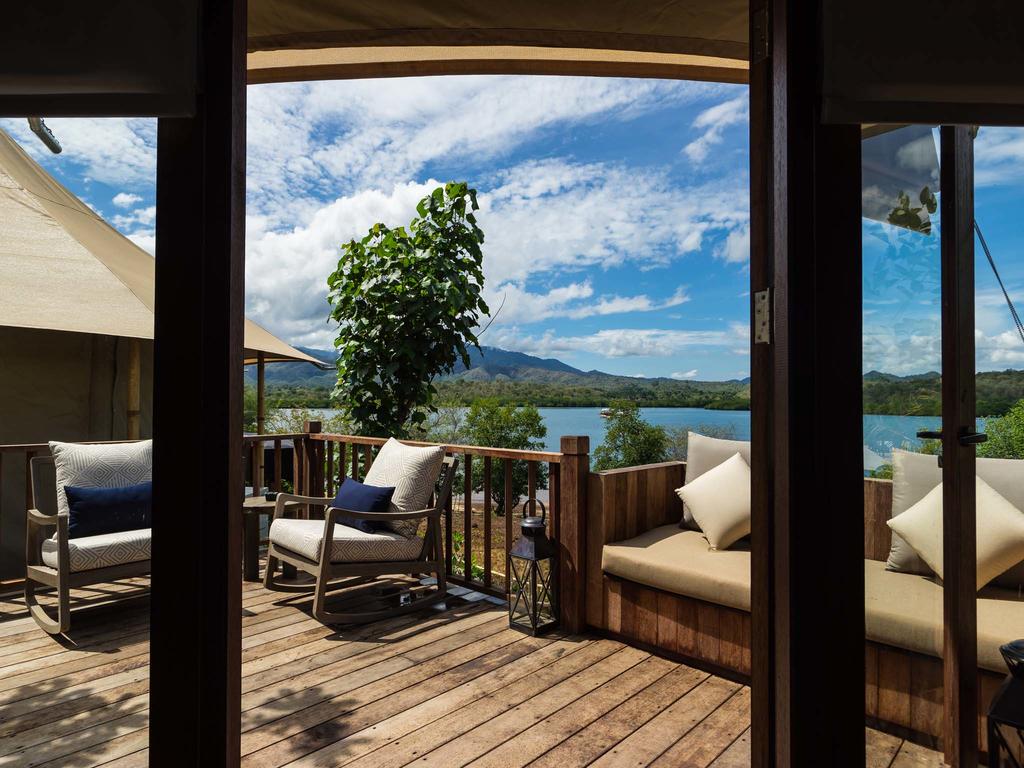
[306,406,947,470]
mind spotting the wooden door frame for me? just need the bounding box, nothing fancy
[749,0,865,764]
[939,125,979,768]
[150,0,247,763]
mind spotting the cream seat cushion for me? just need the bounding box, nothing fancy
[887,476,1024,589]
[865,559,1024,673]
[270,518,424,563]
[602,525,751,611]
[42,528,151,572]
[601,527,1024,673]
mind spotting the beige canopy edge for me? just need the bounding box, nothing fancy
[246,0,749,84]
[0,127,324,367]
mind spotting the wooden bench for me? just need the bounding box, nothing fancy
[584,461,1010,756]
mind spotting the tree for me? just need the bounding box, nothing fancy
[327,182,488,437]
[978,398,1024,459]
[593,401,668,471]
[465,399,548,514]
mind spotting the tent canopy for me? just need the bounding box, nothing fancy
[246,0,749,84]
[0,128,324,367]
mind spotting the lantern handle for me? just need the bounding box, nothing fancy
[521,497,546,524]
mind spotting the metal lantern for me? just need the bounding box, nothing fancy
[508,498,557,635]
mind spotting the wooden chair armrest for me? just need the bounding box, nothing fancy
[27,508,62,528]
[272,493,330,520]
[325,507,440,523]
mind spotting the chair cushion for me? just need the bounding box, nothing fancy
[65,482,152,538]
[602,525,751,611]
[269,518,425,563]
[680,433,751,530]
[363,438,445,537]
[49,440,152,519]
[864,559,1024,673]
[331,477,395,533]
[676,452,751,550]
[42,528,151,572]
[602,527,1024,674]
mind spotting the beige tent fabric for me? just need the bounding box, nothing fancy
[0,129,323,366]
[246,0,748,84]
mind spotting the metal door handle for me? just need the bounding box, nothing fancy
[915,429,987,446]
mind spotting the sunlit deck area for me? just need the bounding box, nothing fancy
[0,578,942,768]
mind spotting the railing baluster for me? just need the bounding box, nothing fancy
[338,442,347,482]
[549,462,560,542]
[527,461,537,504]
[483,456,492,589]
[463,452,473,583]
[444,483,453,577]
[326,442,335,496]
[351,444,360,481]
[273,439,282,492]
[504,458,513,595]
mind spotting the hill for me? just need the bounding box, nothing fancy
[244,346,1024,415]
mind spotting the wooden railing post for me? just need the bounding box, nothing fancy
[558,436,589,633]
[303,420,323,497]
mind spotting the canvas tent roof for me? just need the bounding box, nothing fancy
[0,128,323,367]
[246,0,749,84]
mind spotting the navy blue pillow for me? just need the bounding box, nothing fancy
[65,482,152,539]
[331,477,395,533]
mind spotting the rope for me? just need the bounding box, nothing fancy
[975,220,1024,346]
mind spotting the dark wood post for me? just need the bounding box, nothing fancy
[303,420,323,498]
[149,0,246,763]
[940,125,978,768]
[751,1,864,765]
[558,436,589,634]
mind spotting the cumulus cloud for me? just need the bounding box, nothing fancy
[113,192,142,208]
[684,95,748,164]
[0,117,157,188]
[975,127,1024,187]
[671,369,699,380]
[717,224,750,264]
[489,327,740,358]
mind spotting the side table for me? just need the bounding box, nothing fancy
[242,496,300,581]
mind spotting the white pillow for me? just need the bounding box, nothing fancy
[680,433,752,530]
[886,449,1024,586]
[887,475,1024,589]
[363,438,445,537]
[49,440,153,518]
[677,452,751,551]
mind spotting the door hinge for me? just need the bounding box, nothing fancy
[752,7,770,62]
[754,288,772,344]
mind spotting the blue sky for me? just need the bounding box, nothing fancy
[4,77,1024,381]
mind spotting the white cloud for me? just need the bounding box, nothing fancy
[684,95,748,164]
[112,205,156,229]
[863,321,1024,374]
[0,117,156,188]
[975,127,1024,187]
[489,327,739,358]
[113,192,142,208]
[671,369,699,380]
[486,282,689,324]
[718,224,750,264]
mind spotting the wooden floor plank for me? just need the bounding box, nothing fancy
[0,579,951,768]
[528,664,711,768]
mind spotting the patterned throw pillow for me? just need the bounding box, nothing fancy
[49,440,153,519]
[363,438,445,537]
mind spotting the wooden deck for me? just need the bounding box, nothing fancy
[0,577,945,767]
